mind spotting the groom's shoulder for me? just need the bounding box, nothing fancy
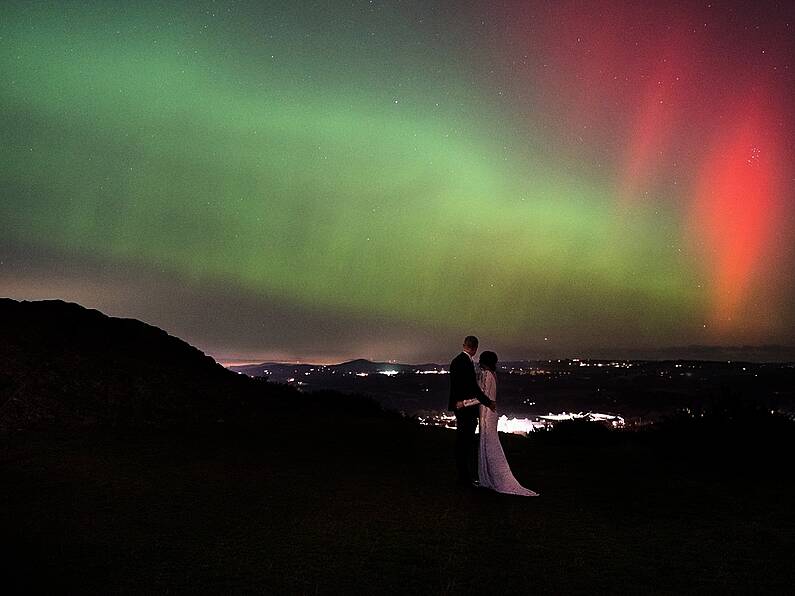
[450,352,468,367]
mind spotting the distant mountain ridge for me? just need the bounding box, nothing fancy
[230,346,795,379]
[229,358,443,381]
[0,298,287,431]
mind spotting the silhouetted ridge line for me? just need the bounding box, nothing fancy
[0,298,287,431]
[229,359,443,377]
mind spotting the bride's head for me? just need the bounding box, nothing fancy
[478,351,498,372]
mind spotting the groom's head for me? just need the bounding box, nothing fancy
[463,335,479,356]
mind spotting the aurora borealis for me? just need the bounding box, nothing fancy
[2,1,793,363]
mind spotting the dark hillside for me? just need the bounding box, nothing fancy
[0,298,288,430]
[1,299,793,593]
[3,415,794,594]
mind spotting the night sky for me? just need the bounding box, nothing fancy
[2,1,793,363]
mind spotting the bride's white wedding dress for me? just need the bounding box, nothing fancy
[477,368,539,496]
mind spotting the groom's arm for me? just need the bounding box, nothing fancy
[472,386,495,409]
[471,382,490,406]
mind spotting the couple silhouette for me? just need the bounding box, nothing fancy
[449,336,538,496]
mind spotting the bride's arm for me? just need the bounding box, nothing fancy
[484,372,497,403]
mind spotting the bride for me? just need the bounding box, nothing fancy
[464,351,539,496]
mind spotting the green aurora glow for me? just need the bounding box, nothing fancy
[2,2,791,361]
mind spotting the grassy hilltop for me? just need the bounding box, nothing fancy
[4,415,794,594]
[1,299,793,594]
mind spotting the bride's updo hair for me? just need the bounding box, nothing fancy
[479,351,498,372]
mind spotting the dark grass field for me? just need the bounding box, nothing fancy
[2,411,793,594]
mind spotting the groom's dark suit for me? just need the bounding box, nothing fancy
[449,351,492,486]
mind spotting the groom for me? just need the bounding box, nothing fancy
[449,335,495,488]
